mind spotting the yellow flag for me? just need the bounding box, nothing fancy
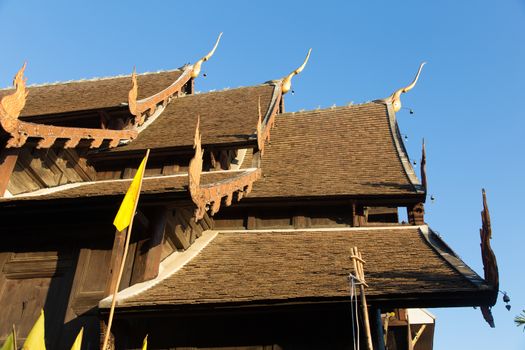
[142,335,148,350]
[23,309,46,350]
[1,331,15,350]
[113,150,149,231]
[70,328,83,350]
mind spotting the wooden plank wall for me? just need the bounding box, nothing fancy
[0,218,115,349]
[213,205,399,230]
[7,146,95,195]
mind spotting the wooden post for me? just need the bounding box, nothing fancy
[0,148,19,197]
[374,309,386,350]
[350,247,373,350]
[131,207,168,284]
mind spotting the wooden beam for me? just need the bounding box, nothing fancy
[0,148,19,197]
[412,324,426,348]
[131,207,168,284]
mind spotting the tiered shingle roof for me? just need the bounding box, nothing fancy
[101,226,493,309]
[0,69,186,117]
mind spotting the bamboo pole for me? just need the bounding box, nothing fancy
[351,247,373,350]
[102,149,150,350]
[12,324,17,350]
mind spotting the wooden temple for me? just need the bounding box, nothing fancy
[0,37,498,349]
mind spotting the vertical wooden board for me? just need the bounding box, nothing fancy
[0,250,77,349]
[7,163,42,194]
[18,148,61,187]
[131,208,168,284]
[162,163,180,175]
[0,148,20,196]
[66,246,113,321]
[61,149,96,181]
[120,239,138,291]
[49,149,85,183]
[104,230,127,297]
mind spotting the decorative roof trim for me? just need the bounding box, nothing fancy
[189,118,262,220]
[0,63,28,120]
[99,230,219,308]
[0,64,137,149]
[256,83,282,154]
[1,168,254,202]
[281,49,311,94]
[377,62,426,112]
[0,68,184,91]
[479,189,499,327]
[128,65,193,126]
[419,225,489,289]
[384,101,425,193]
[191,33,223,79]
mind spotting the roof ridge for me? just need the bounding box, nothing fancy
[191,82,274,97]
[282,101,379,115]
[0,67,186,91]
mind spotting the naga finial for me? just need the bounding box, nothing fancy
[189,116,203,188]
[387,62,426,112]
[191,33,223,79]
[128,67,138,116]
[0,62,28,120]
[281,48,311,94]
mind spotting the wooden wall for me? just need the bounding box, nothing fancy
[110,304,358,350]
[213,205,399,230]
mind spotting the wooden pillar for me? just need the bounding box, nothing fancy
[374,308,386,350]
[0,148,19,197]
[407,202,425,225]
[104,228,128,297]
[131,207,168,284]
[352,204,368,227]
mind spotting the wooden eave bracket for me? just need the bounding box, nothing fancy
[189,117,262,220]
[0,63,137,149]
[479,188,499,328]
[128,65,193,126]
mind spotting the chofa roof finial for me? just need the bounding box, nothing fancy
[281,49,312,94]
[387,62,426,112]
[191,33,223,79]
[0,62,28,120]
[128,67,138,116]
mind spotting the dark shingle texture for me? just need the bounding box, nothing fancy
[119,227,482,307]
[0,70,184,117]
[110,84,276,151]
[250,103,416,198]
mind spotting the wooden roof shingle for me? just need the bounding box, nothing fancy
[0,69,185,117]
[250,103,422,198]
[109,84,277,152]
[0,169,258,204]
[105,226,493,309]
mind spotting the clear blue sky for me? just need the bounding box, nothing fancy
[1,1,524,348]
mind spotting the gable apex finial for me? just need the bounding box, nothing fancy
[387,62,426,112]
[282,48,311,94]
[191,33,223,79]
